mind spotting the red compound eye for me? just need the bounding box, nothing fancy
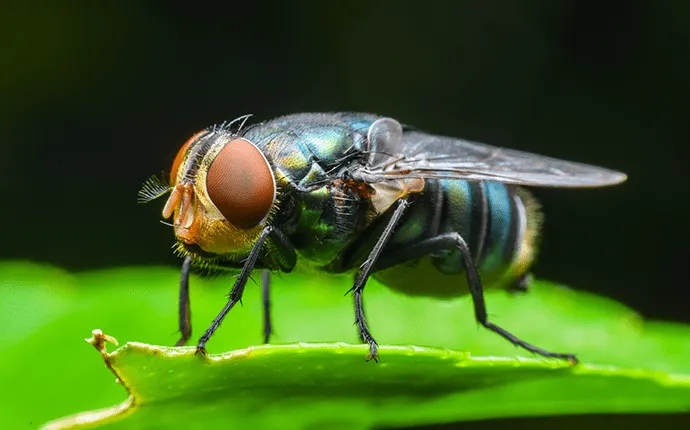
[206,138,276,229]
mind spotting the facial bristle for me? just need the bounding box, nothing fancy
[137,174,172,203]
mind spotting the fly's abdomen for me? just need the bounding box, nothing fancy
[372,180,541,297]
[440,181,540,277]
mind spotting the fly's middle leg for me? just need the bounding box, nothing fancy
[354,293,368,343]
[348,198,410,362]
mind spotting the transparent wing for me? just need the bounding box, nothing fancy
[356,118,627,188]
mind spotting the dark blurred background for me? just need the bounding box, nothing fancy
[3,1,689,428]
[4,1,688,322]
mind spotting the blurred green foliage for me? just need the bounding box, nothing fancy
[1,261,688,429]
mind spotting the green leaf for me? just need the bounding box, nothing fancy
[45,333,690,430]
[0,261,688,429]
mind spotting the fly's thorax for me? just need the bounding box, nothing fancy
[162,130,277,257]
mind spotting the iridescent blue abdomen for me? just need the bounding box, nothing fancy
[361,179,539,297]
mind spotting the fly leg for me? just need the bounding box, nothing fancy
[195,226,273,354]
[175,255,193,346]
[509,272,532,294]
[261,269,272,344]
[354,293,368,343]
[349,198,410,362]
[373,233,578,364]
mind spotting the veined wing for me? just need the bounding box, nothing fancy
[356,118,627,188]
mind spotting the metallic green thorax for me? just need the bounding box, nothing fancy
[242,113,377,265]
[240,113,539,296]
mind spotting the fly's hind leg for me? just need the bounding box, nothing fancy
[509,272,533,294]
[373,233,578,364]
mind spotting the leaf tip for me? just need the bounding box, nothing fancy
[86,329,119,354]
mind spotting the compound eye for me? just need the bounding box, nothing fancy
[206,138,276,229]
[170,130,207,185]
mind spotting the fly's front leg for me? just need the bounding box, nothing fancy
[373,233,578,364]
[175,255,193,346]
[195,226,273,354]
[349,198,410,362]
[261,269,272,344]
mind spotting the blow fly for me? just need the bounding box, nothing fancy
[139,112,627,363]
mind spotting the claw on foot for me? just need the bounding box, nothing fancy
[365,342,379,363]
[195,346,208,356]
[365,353,379,363]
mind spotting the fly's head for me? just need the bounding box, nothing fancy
[140,129,276,260]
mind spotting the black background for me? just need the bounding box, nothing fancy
[2,2,689,427]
